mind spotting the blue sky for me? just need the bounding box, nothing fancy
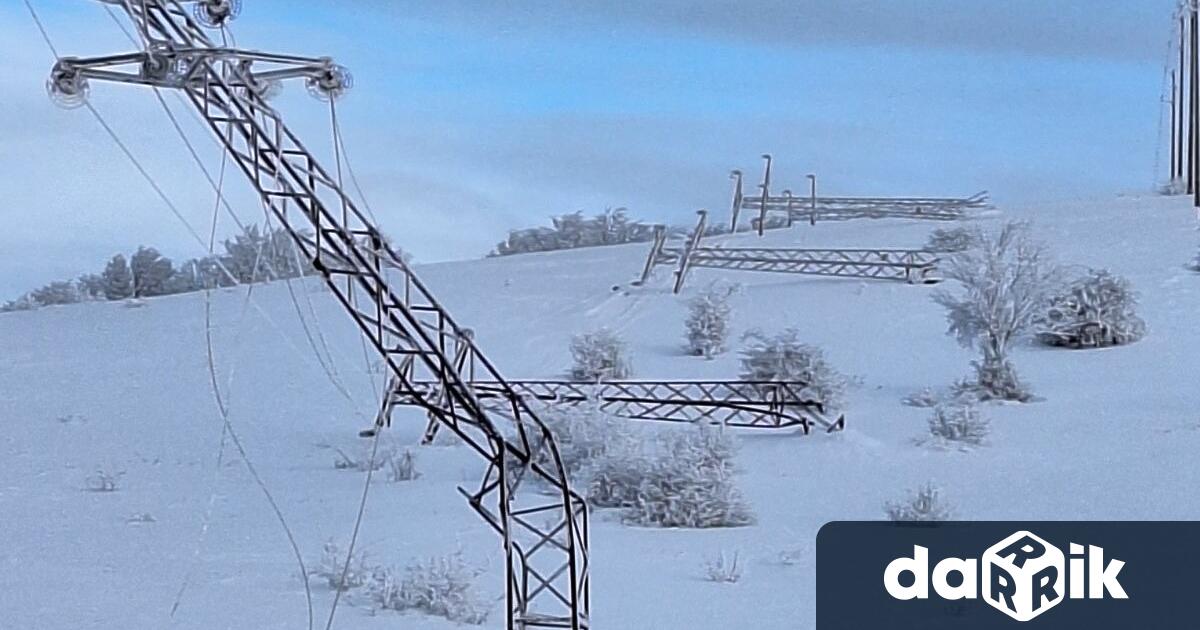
[0,0,1180,299]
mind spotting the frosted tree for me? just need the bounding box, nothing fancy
[569,328,633,381]
[130,246,175,297]
[684,284,736,358]
[932,222,1057,402]
[739,329,848,408]
[925,227,976,253]
[77,274,106,300]
[1036,269,1146,348]
[102,254,134,300]
[29,281,81,306]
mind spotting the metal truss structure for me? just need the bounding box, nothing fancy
[53,2,588,628]
[374,379,846,440]
[729,155,990,233]
[640,211,941,293]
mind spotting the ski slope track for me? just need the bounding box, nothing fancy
[1,194,1198,629]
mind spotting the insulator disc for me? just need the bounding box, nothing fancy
[193,0,242,28]
[306,64,353,102]
[46,74,89,110]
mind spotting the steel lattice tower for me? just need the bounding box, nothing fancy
[47,2,589,628]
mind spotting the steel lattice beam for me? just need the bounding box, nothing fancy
[374,379,846,440]
[58,3,588,628]
[729,155,989,231]
[639,210,941,293]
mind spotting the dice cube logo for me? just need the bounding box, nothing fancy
[981,531,1064,622]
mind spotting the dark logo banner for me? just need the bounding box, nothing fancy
[817,521,1200,629]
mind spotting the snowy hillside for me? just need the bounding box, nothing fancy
[2,194,1198,630]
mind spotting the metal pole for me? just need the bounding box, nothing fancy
[1171,70,1178,184]
[1193,4,1199,204]
[1180,15,1188,181]
[782,189,794,227]
[807,174,817,226]
[757,154,772,236]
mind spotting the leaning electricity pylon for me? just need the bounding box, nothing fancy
[641,211,941,293]
[50,2,588,628]
[732,155,990,233]
[388,379,847,440]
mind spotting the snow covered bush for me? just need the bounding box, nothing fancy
[684,284,736,358]
[1036,269,1146,348]
[703,551,743,583]
[739,329,848,408]
[925,227,976,253]
[387,449,420,482]
[620,424,755,528]
[885,483,953,522]
[536,404,634,479]
[569,328,633,381]
[902,387,941,408]
[85,467,124,492]
[369,553,488,625]
[311,540,373,591]
[333,445,389,472]
[932,221,1058,402]
[926,403,990,446]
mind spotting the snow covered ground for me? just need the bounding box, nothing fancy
[2,193,1198,629]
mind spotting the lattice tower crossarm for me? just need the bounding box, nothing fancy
[50,2,589,628]
[639,211,942,293]
[373,379,848,440]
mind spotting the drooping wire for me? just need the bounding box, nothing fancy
[21,0,59,59]
[330,100,382,402]
[21,4,317,627]
[85,62,323,630]
[322,99,385,630]
[169,142,231,623]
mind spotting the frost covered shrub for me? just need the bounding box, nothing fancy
[684,284,736,358]
[387,449,420,482]
[932,222,1058,402]
[536,405,634,479]
[885,483,953,522]
[902,387,941,408]
[569,328,633,381]
[369,554,488,625]
[927,403,990,446]
[925,227,976,253]
[312,540,373,591]
[1036,269,1146,348]
[85,467,124,492]
[620,424,755,529]
[703,551,743,583]
[333,446,389,472]
[739,329,848,408]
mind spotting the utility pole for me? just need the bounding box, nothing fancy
[1185,2,1195,202]
[1171,70,1178,184]
[806,174,817,226]
[1180,14,1188,182]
